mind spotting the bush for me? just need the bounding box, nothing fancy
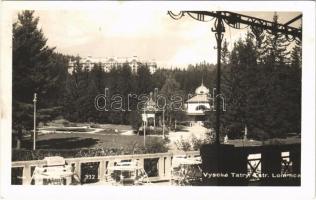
[12,138,170,161]
[203,121,212,129]
[142,138,169,154]
[163,136,170,143]
[175,135,211,151]
[175,136,192,151]
[12,148,131,161]
[191,135,211,151]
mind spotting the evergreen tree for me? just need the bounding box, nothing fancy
[221,25,301,139]
[152,68,168,91]
[291,41,302,68]
[160,76,185,129]
[12,10,67,148]
[136,64,153,94]
[221,39,230,65]
[63,59,88,122]
[261,13,291,66]
[287,40,302,133]
[117,63,133,123]
[220,34,260,139]
[257,13,294,137]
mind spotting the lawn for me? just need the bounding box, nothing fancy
[20,132,163,150]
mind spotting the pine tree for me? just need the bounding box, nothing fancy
[261,13,291,66]
[63,58,89,122]
[257,13,294,138]
[291,40,302,69]
[13,11,56,103]
[287,40,302,133]
[136,64,153,94]
[160,76,185,129]
[118,63,133,123]
[221,39,230,65]
[220,33,260,139]
[12,10,67,148]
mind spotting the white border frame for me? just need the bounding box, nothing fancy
[1,1,315,200]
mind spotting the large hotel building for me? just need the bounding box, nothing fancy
[68,56,157,74]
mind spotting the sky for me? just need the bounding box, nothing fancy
[22,8,301,69]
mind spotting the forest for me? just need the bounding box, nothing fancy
[12,10,301,142]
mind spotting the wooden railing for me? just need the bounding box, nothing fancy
[11,151,200,185]
[200,143,301,186]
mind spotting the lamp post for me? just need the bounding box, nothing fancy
[162,107,165,139]
[212,12,225,145]
[143,108,146,147]
[33,93,37,150]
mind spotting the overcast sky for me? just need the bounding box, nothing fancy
[24,8,301,69]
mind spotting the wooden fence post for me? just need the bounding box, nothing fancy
[158,157,165,178]
[99,160,106,182]
[22,165,31,185]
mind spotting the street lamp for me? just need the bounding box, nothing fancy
[33,93,37,150]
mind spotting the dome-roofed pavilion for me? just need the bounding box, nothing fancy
[186,79,212,126]
[195,81,210,95]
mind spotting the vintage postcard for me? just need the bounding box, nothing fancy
[0,1,315,200]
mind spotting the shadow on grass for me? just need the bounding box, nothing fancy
[21,137,99,149]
